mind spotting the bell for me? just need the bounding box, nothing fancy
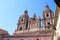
[54,0,60,7]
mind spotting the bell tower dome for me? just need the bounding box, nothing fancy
[16,10,29,32]
[42,4,54,29]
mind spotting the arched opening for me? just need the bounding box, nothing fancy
[46,14,49,17]
[21,19,23,22]
[47,22,50,29]
[21,39,23,40]
[7,39,9,40]
[20,27,22,30]
[36,39,39,40]
[48,22,50,25]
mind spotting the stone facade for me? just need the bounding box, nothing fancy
[0,5,55,40]
[0,36,2,40]
[3,35,52,40]
[16,10,40,31]
[42,5,54,29]
[2,29,54,40]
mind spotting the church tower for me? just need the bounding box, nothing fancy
[14,10,41,35]
[29,13,41,29]
[42,4,54,29]
[16,10,29,31]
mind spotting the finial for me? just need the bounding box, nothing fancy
[45,2,49,8]
[33,12,36,18]
[46,2,47,5]
[24,9,28,14]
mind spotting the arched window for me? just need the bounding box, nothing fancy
[21,19,23,22]
[46,14,49,17]
[21,39,23,40]
[7,39,9,40]
[36,39,39,40]
[48,22,50,25]
[20,27,22,30]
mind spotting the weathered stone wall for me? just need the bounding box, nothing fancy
[3,37,52,40]
[0,36,2,40]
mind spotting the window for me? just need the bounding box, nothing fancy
[7,39,9,40]
[36,39,39,40]
[21,19,23,22]
[46,14,49,17]
[20,27,22,30]
[21,39,23,40]
[48,22,50,25]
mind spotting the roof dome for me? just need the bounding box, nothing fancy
[44,4,50,12]
[24,10,28,14]
[0,29,8,35]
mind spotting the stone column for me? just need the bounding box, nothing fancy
[53,0,60,40]
[53,6,60,40]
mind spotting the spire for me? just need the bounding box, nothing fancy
[44,4,49,12]
[45,4,49,8]
[33,12,36,18]
[23,9,29,19]
[24,10,28,14]
[45,2,49,8]
[24,9,28,17]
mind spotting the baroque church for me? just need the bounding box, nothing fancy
[0,4,55,40]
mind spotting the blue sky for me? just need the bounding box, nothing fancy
[0,0,56,35]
